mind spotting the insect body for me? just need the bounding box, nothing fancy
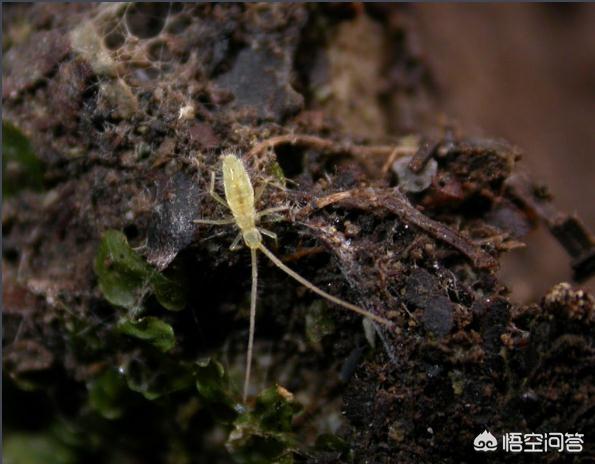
[195,153,393,401]
[222,154,262,249]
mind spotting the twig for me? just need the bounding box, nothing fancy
[303,187,497,270]
[247,133,416,160]
[506,173,595,282]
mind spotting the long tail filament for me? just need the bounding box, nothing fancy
[258,244,394,327]
[243,248,258,402]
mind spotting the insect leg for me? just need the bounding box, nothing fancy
[193,217,236,225]
[256,205,289,219]
[229,232,243,251]
[258,227,278,243]
[209,171,229,208]
[243,248,258,402]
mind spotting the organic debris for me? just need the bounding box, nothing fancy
[3,4,593,463]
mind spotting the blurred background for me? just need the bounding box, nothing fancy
[407,3,595,300]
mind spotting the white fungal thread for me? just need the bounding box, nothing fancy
[194,153,394,401]
[178,104,196,120]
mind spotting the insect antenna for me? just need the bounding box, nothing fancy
[257,244,394,328]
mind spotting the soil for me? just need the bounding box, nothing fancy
[2,4,593,463]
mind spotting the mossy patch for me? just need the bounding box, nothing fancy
[226,385,302,464]
[117,317,176,353]
[2,120,44,197]
[95,230,186,313]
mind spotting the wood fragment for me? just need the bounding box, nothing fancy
[304,187,497,269]
[247,133,416,161]
[408,138,438,174]
[506,174,595,282]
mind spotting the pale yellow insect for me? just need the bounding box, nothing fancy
[195,153,394,401]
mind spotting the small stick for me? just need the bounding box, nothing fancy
[246,133,416,161]
[305,187,497,270]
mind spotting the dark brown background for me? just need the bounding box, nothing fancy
[408,4,595,299]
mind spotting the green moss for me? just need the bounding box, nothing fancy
[314,433,350,455]
[305,301,335,349]
[152,269,187,312]
[94,230,186,313]
[191,361,307,462]
[87,369,127,420]
[121,356,195,401]
[250,386,301,433]
[117,317,176,353]
[2,120,44,197]
[195,358,242,423]
[226,386,302,464]
[268,160,287,188]
[3,432,76,464]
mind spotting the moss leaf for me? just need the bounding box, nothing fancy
[117,317,176,353]
[195,358,241,422]
[252,385,301,433]
[268,160,287,188]
[151,271,186,312]
[95,230,152,311]
[94,230,186,312]
[195,358,228,402]
[2,120,45,197]
[88,369,126,420]
[123,356,195,401]
[305,301,335,348]
[313,433,349,453]
[226,385,301,464]
[3,432,76,464]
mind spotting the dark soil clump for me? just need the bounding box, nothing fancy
[3,4,593,463]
